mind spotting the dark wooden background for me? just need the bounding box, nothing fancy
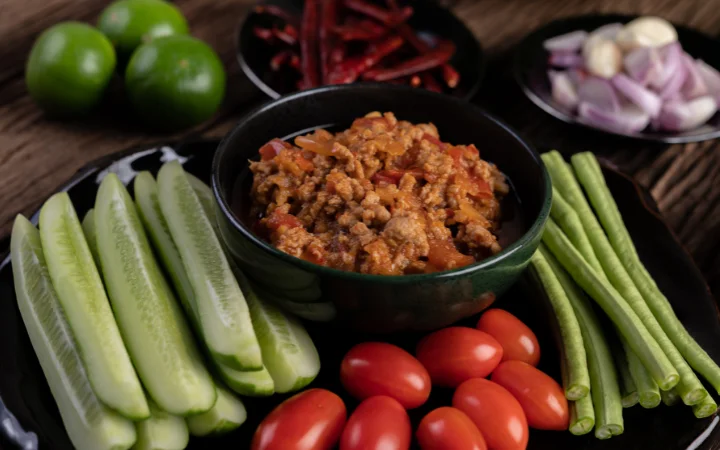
[0,0,718,298]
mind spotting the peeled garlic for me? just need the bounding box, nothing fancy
[585,39,623,78]
[616,16,678,51]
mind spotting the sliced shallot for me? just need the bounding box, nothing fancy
[657,96,717,131]
[548,51,584,68]
[651,42,682,89]
[543,30,588,53]
[549,70,579,110]
[578,77,620,111]
[578,101,650,133]
[611,73,663,117]
[696,60,720,95]
[681,53,708,99]
[624,47,663,86]
[659,58,688,99]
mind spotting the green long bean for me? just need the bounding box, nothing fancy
[612,335,639,408]
[544,151,703,403]
[661,389,681,407]
[530,249,590,400]
[692,394,718,419]
[625,339,660,408]
[549,187,606,281]
[569,395,596,436]
[571,152,717,401]
[542,218,679,391]
[542,246,622,438]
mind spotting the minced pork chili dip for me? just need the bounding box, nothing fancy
[249,112,510,275]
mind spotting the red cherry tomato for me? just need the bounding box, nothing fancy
[416,407,488,450]
[340,396,412,450]
[452,378,529,450]
[341,342,431,409]
[251,389,346,450]
[491,360,569,431]
[415,327,503,387]
[477,309,541,366]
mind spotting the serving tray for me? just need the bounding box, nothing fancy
[0,140,718,450]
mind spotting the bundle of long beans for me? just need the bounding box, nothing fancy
[530,150,720,440]
[253,0,459,91]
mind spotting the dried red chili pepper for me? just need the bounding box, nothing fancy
[320,0,338,83]
[331,43,345,64]
[327,35,404,84]
[270,50,293,71]
[334,20,387,41]
[362,43,453,81]
[289,53,301,70]
[300,0,321,88]
[442,64,460,88]
[253,27,274,42]
[389,0,461,89]
[273,26,297,45]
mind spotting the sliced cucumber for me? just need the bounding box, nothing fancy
[132,400,189,450]
[157,161,262,371]
[216,362,275,397]
[134,172,196,317]
[11,215,137,450]
[187,384,247,436]
[39,192,148,419]
[95,174,216,415]
[186,172,215,226]
[81,209,100,268]
[237,271,320,393]
[135,172,275,398]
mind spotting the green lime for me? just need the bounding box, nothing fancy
[125,35,226,130]
[97,0,188,66]
[25,22,116,117]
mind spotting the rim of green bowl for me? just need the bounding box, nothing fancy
[212,84,553,284]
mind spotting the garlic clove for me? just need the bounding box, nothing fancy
[616,16,678,52]
[585,39,623,79]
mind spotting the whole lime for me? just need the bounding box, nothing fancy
[97,0,188,65]
[125,35,226,130]
[25,22,116,117]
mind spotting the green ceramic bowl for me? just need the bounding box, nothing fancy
[212,84,551,332]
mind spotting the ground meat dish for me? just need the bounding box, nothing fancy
[249,112,510,275]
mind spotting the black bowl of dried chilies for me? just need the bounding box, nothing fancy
[238,0,484,99]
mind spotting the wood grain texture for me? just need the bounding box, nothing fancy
[0,0,718,297]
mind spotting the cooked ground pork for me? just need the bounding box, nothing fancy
[249,112,509,275]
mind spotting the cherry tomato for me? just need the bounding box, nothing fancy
[491,360,569,430]
[340,396,411,450]
[476,309,541,366]
[251,389,346,450]
[452,378,529,450]
[341,342,431,409]
[416,407,488,450]
[415,327,503,387]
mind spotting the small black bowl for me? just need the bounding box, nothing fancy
[237,0,484,100]
[211,84,551,332]
[515,14,720,143]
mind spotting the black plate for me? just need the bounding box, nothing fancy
[237,0,484,100]
[514,14,720,143]
[1,141,719,450]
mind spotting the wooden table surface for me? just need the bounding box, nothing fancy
[1,0,719,296]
